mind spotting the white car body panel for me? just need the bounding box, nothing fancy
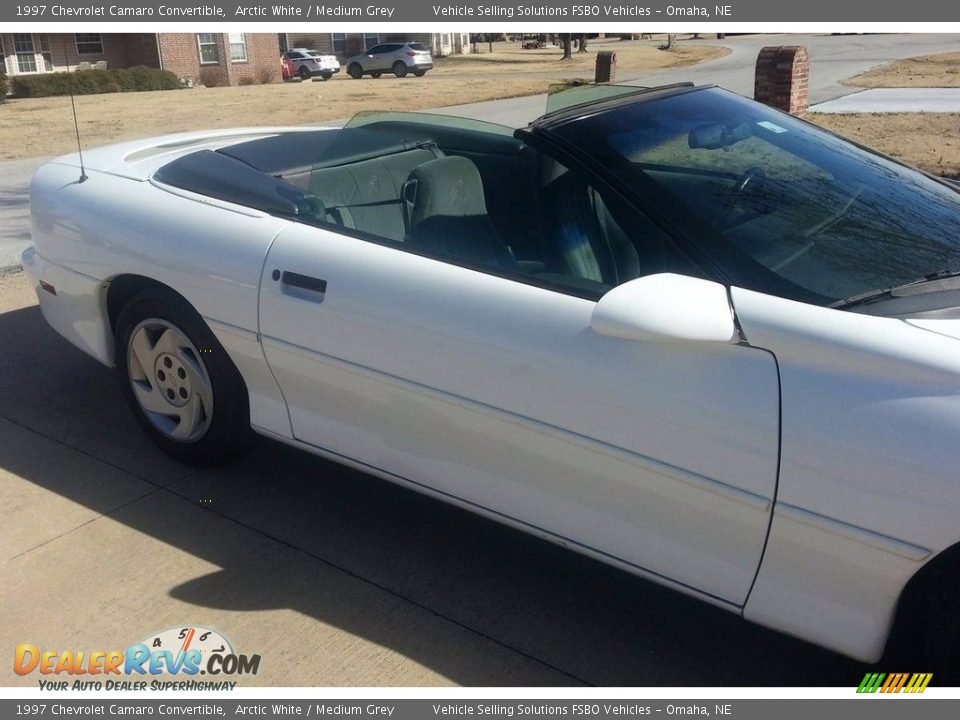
[259,222,779,605]
[732,287,960,660]
[21,127,960,665]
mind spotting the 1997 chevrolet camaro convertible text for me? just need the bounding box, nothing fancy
[22,84,960,676]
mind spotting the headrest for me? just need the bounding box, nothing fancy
[404,156,488,228]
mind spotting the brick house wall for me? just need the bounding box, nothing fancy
[1,33,279,87]
[158,33,280,86]
[1,33,130,76]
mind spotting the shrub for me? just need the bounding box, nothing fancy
[0,71,8,102]
[12,66,180,98]
[238,76,256,86]
[256,65,277,84]
[198,67,225,88]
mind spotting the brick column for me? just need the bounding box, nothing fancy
[754,46,809,115]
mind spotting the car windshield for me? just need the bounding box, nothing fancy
[409,43,429,51]
[546,87,960,305]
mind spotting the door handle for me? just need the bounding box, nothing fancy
[278,270,327,302]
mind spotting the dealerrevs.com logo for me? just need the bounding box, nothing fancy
[14,626,261,691]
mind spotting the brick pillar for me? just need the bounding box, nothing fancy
[595,51,616,84]
[754,46,808,115]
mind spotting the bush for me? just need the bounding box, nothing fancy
[198,67,225,88]
[238,76,256,86]
[0,72,8,102]
[12,66,180,98]
[256,65,276,84]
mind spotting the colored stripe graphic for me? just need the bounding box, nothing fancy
[857,672,933,693]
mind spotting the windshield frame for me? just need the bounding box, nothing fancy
[531,85,960,308]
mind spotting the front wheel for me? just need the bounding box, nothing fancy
[320,72,332,81]
[347,63,363,79]
[392,61,408,78]
[115,290,252,465]
[413,69,427,77]
[297,66,311,81]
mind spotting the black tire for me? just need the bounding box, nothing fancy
[320,72,332,81]
[115,289,252,466]
[413,69,427,77]
[297,65,311,80]
[370,72,382,79]
[392,61,408,78]
[922,567,960,682]
[347,63,363,79]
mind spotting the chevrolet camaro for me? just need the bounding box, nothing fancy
[22,84,960,676]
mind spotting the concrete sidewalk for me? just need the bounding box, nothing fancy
[810,88,960,113]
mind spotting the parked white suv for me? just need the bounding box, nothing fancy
[284,49,340,81]
[346,42,433,79]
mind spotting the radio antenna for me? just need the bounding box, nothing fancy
[61,37,87,183]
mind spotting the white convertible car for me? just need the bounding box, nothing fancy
[23,84,960,677]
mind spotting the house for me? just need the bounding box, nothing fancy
[0,33,282,87]
[279,32,470,59]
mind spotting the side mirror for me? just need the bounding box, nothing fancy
[591,273,737,344]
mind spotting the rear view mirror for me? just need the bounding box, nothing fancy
[688,121,752,150]
[591,274,736,344]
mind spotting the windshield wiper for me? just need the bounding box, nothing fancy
[830,269,960,310]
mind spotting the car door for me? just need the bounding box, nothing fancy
[365,45,388,71]
[258,210,780,605]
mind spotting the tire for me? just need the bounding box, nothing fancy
[297,65,311,80]
[922,567,960,682]
[320,73,332,81]
[347,63,363,79]
[115,290,252,466]
[370,72,382,79]
[413,69,426,77]
[392,61,408,78]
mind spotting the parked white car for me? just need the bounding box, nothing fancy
[283,48,340,80]
[22,85,960,679]
[345,42,433,78]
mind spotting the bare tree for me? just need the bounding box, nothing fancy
[561,34,573,61]
[665,34,677,49]
[578,34,589,53]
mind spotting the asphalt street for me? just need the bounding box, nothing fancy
[1,33,957,687]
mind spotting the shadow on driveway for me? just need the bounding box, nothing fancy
[0,302,871,686]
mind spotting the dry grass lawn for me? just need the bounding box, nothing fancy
[807,112,960,178]
[847,51,960,88]
[0,41,726,162]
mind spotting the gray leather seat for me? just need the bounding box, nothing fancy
[546,172,640,286]
[403,156,516,270]
[308,147,439,241]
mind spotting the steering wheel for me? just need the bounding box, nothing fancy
[714,166,766,230]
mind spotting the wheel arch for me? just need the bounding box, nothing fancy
[106,274,191,336]
[885,538,960,663]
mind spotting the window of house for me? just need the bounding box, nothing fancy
[75,33,103,55]
[196,34,220,64]
[228,33,247,62]
[13,34,37,73]
[37,35,53,71]
[331,34,346,55]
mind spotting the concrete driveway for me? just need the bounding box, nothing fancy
[0,268,870,687]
